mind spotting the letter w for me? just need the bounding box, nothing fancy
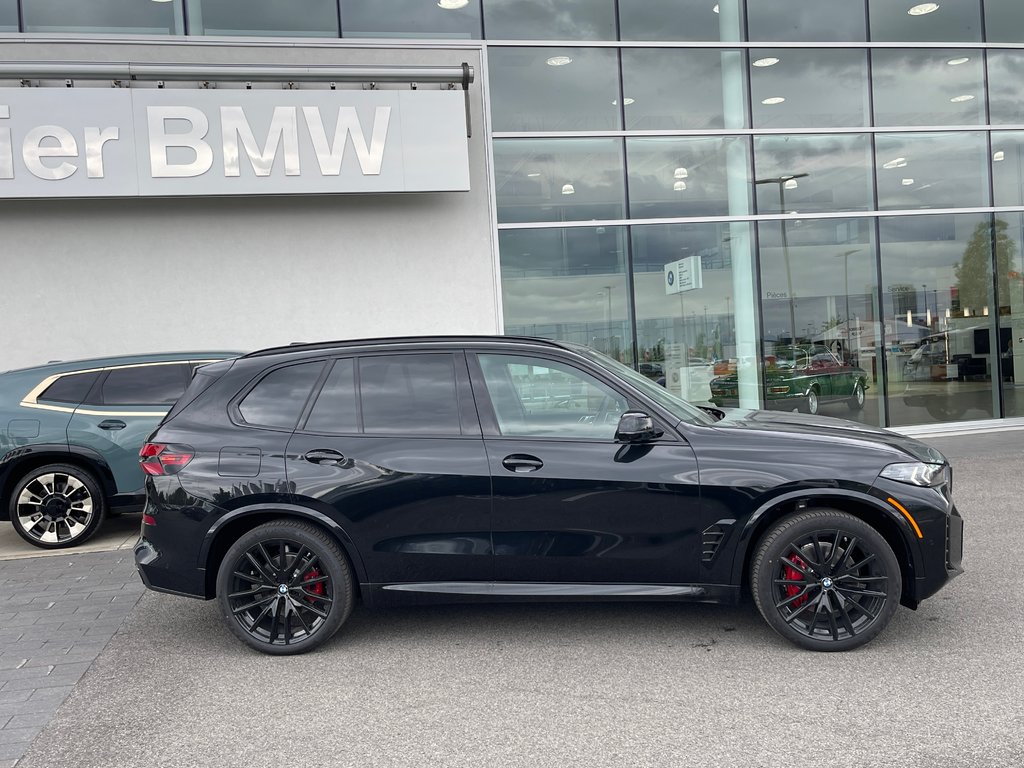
[303,106,391,176]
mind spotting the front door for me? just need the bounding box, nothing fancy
[470,352,701,587]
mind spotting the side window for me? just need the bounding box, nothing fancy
[359,354,461,435]
[305,359,359,433]
[38,371,100,404]
[478,354,627,439]
[238,362,324,429]
[99,364,190,405]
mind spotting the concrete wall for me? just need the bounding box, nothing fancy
[0,38,497,369]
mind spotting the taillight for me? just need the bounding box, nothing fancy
[140,443,194,476]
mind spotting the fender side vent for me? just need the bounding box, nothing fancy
[702,518,736,565]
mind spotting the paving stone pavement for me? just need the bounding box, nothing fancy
[0,550,144,766]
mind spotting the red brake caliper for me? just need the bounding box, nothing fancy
[784,554,809,609]
[303,568,326,603]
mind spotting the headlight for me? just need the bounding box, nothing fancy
[879,462,949,487]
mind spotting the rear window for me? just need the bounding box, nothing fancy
[38,371,100,404]
[359,354,461,435]
[238,362,324,429]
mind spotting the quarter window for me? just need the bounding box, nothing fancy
[238,362,324,428]
[99,364,190,405]
[358,355,461,436]
[478,354,627,439]
[38,371,101,404]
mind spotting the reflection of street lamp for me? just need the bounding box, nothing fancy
[837,249,859,358]
[755,172,809,343]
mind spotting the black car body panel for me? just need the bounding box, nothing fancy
[135,336,963,648]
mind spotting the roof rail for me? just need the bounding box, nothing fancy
[242,335,568,359]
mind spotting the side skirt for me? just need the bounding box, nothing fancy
[370,581,741,606]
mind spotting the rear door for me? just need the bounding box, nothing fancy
[285,351,492,586]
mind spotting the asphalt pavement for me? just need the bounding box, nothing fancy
[1,429,1022,768]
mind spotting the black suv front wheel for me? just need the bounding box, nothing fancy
[216,520,355,655]
[10,464,106,549]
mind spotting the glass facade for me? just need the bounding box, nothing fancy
[5,0,1024,427]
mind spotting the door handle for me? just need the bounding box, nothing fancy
[98,420,127,431]
[501,454,543,473]
[303,449,347,466]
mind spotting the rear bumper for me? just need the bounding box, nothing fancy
[134,537,208,599]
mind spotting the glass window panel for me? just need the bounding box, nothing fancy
[748,0,866,42]
[994,213,1024,417]
[627,137,751,219]
[341,0,480,38]
[875,132,989,210]
[988,51,1024,125]
[494,139,625,224]
[0,0,18,31]
[880,213,997,426]
[238,362,324,429]
[622,49,746,131]
[619,0,744,42]
[186,0,337,36]
[872,49,984,125]
[23,0,183,33]
[632,222,754,403]
[305,359,358,434]
[359,355,461,435]
[753,134,873,214]
[39,372,101,405]
[984,0,1024,43]
[481,0,615,40]
[749,49,868,129]
[755,219,882,424]
[100,365,189,406]
[498,226,632,361]
[489,48,620,132]
[992,132,1024,207]
[868,0,982,43]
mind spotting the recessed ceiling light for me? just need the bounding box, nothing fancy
[761,96,785,105]
[437,0,468,8]
[712,4,719,13]
[946,56,970,66]
[901,178,915,186]
[611,98,635,106]
[673,181,687,191]
[151,0,173,3]
[882,157,908,169]
[993,151,1005,162]
[546,56,573,67]
[908,3,939,16]
[527,172,541,177]
[561,183,575,195]
[674,167,689,179]
[950,94,974,103]
[753,57,780,68]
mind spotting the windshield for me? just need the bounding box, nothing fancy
[568,345,717,427]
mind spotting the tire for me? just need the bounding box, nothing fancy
[216,520,354,655]
[751,510,901,651]
[9,464,106,549]
[847,381,866,411]
[801,387,820,415]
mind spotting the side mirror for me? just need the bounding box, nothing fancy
[615,411,663,443]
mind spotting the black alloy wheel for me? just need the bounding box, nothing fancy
[848,381,866,411]
[752,510,901,651]
[10,464,106,549]
[216,520,354,655]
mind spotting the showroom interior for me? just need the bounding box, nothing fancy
[1,0,1023,430]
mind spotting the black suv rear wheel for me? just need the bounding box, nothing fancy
[751,510,901,651]
[9,464,106,549]
[216,520,354,655]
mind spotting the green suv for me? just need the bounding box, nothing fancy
[0,352,239,549]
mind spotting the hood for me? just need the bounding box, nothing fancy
[712,407,946,464]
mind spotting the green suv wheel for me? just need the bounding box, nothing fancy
[9,464,107,549]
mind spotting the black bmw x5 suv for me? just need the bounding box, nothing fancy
[135,336,963,655]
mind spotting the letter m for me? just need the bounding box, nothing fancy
[221,106,300,177]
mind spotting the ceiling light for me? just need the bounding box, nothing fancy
[611,98,635,106]
[946,56,970,66]
[561,183,575,195]
[527,172,541,177]
[882,157,908,169]
[546,56,573,67]
[950,94,975,103]
[437,0,469,8]
[673,181,687,191]
[901,178,914,185]
[908,3,940,16]
[906,310,913,327]
[713,4,719,13]
[674,167,689,179]
[761,96,785,105]
[753,57,780,68]
[151,0,174,3]
[994,150,1005,162]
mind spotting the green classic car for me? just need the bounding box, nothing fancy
[0,351,240,548]
[710,345,869,415]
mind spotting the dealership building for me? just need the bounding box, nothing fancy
[2,0,1023,431]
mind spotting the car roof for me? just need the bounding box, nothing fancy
[242,336,572,359]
